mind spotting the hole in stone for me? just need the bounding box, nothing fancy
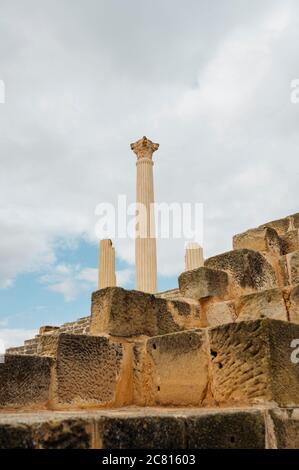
[230,436,236,443]
[157,386,160,391]
[218,363,223,369]
[153,343,157,350]
[211,350,217,358]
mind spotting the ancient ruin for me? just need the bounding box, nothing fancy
[1,139,299,448]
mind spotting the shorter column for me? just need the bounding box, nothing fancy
[185,242,204,271]
[98,239,117,289]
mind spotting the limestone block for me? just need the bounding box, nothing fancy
[0,355,54,409]
[289,285,299,324]
[205,301,236,327]
[53,334,132,408]
[258,216,291,236]
[205,249,277,295]
[146,330,209,406]
[209,319,299,406]
[178,267,229,301]
[185,410,265,449]
[90,287,201,337]
[233,227,284,256]
[97,416,185,449]
[288,251,299,285]
[269,408,299,449]
[235,288,288,322]
[37,334,59,357]
[279,251,299,286]
[281,230,299,254]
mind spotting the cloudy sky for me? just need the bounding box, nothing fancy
[1,0,299,349]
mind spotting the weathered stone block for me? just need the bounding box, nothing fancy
[233,227,284,256]
[209,319,299,406]
[279,251,299,286]
[53,334,132,408]
[146,330,209,406]
[268,408,299,449]
[258,216,291,236]
[289,285,299,324]
[97,416,185,449]
[235,288,288,322]
[185,410,265,449]
[0,355,54,409]
[205,249,277,295]
[90,287,201,337]
[178,267,229,301]
[281,230,299,254]
[205,300,236,327]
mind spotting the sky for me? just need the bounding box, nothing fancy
[0,0,299,349]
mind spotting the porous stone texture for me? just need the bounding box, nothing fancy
[281,230,299,254]
[209,319,299,407]
[185,410,265,449]
[233,227,284,256]
[53,334,132,408]
[145,330,209,406]
[90,287,201,337]
[204,300,236,327]
[258,216,292,236]
[268,408,299,449]
[0,355,54,409]
[178,267,229,301]
[278,251,299,287]
[0,408,267,449]
[235,288,288,322]
[289,285,299,324]
[205,249,277,296]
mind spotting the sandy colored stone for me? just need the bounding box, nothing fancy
[52,334,132,408]
[233,226,284,256]
[269,408,299,449]
[289,284,299,324]
[178,267,229,301]
[0,355,54,409]
[235,288,288,322]
[279,251,299,286]
[185,242,204,271]
[145,330,209,406]
[205,300,236,327]
[205,249,277,296]
[209,319,299,407]
[281,230,299,254]
[258,216,291,236]
[90,287,201,337]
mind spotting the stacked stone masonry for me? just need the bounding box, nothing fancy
[2,212,299,448]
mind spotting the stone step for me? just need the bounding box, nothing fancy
[0,406,299,449]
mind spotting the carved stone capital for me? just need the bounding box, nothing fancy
[130,136,159,160]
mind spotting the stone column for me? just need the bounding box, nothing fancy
[185,242,204,271]
[98,239,116,289]
[131,136,159,294]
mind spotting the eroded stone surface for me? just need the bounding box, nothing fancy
[269,408,299,449]
[204,300,236,327]
[90,287,201,337]
[53,334,131,408]
[235,288,288,322]
[209,319,299,407]
[178,267,229,301]
[205,249,277,296]
[233,227,284,256]
[146,330,209,406]
[0,355,53,409]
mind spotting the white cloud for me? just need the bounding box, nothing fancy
[0,329,37,352]
[0,0,299,293]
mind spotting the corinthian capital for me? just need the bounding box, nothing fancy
[130,136,159,160]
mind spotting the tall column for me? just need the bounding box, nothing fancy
[131,136,159,294]
[185,242,204,271]
[98,239,116,289]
